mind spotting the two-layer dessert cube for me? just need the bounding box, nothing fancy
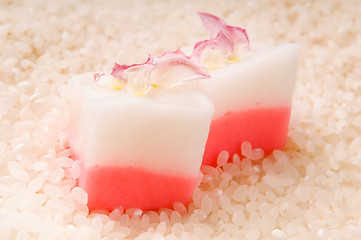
[193,13,299,166]
[62,52,213,211]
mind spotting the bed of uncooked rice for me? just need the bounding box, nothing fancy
[1,0,361,239]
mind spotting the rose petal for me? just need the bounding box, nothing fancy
[150,50,210,88]
[94,73,103,81]
[95,50,208,96]
[111,56,155,83]
[192,31,234,70]
[110,57,155,96]
[197,12,228,39]
[224,25,249,48]
[197,12,249,48]
[194,12,251,69]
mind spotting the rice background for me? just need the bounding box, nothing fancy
[1,0,361,239]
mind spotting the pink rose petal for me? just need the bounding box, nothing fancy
[111,56,155,96]
[156,49,209,77]
[94,51,208,96]
[224,25,249,47]
[198,12,227,38]
[193,12,251,68]
[192,31,234,69]
[94,73,105,81]
[111,56,155,83]
[151,50,209,88]
[197,12,249,48]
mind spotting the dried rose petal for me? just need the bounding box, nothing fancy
[95,50,209,96]
[192,31,234,70]
[197,12,228,39]
[156,49,209,77]
[94,73,103,81]
[197,12,249,47]
[111,56,155,83]
[198,12,249,47]
[111,56,155,96]
[150,50,210,88]
[193,12,251,69]
[224,25,249,47]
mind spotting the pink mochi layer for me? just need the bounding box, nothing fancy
[79,165,197,211]
[202,106,291,166]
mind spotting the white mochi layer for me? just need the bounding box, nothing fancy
[61,72,214,177]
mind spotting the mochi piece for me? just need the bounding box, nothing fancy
[199,43,298,166]
[61,52,213,211]
[193,12,298,166]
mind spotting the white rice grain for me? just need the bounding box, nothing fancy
[241,141,252,158]
[172,202,187,216]
[217,150,229,167]
[8,161,29,182]
[272,229,287,240]
[33,161,48,172]
[200,194,213,216]
[43,184,64,199]
[71,187,88,205]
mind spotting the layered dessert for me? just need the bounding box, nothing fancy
[62,51,214,211]
[193,13,299,166]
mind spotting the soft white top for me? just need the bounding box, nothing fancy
[61,73,214,177]
[198,43,299,119]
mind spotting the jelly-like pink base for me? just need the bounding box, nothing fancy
[202,107,291,166]
[79,166,198,211]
